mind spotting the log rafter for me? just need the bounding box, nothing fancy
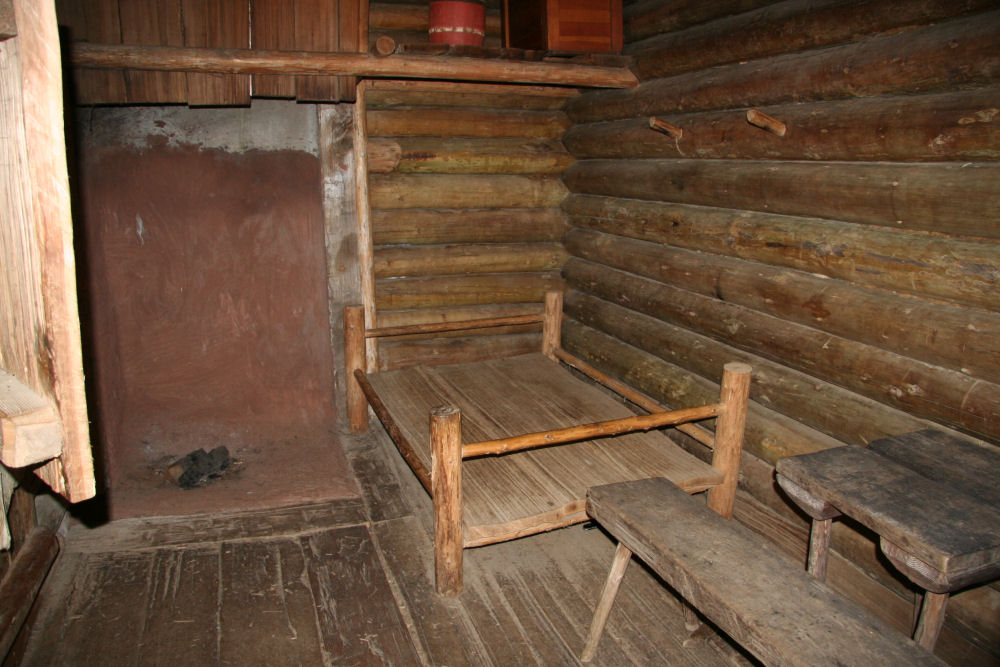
[70,43,638,89]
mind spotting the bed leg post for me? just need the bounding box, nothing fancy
[431,405,463,596]
[345,305,368,434]
[542,290,563,360]
[707,362,752,519]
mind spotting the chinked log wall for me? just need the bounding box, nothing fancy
[562,1,1000,662]
[362,80,573,371]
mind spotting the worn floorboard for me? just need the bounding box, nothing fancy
[10,426,744,666]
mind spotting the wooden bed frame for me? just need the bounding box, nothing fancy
[345,291,751,596]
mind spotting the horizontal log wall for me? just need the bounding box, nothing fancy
[364,80,571,370]
[565,2,1000,662]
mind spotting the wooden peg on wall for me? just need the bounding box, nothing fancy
[649,116,683,139]
[746,109,787,137]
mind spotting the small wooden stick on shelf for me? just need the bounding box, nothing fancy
[746,109,787,136]
[649,116,683,139]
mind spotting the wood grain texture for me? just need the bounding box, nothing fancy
[371,173,568,209]
[181,0,250,105]
[563,289,954,451]
[54,0,127,103]
[0,370,62,467]
[564,88,1000,162]
[118,0,186,103]
[569,10,1000,121]
[374,242,567,277]
[563,159,1000,239]
[776,446,1000,576]
[11,0,93,500]
[627,0,996,80]
[586,477,945,666]
[867,429,1000,507]
[71,42,638,88]
[0,528,59,659]
[431,405,464,595]
[367,136,574,174]
[560,318,855,465]
[374,271,564,309]
[250,0,297,97]
[623,0,778,41]
[368,106,571,138]
[366,353,724,542]
[365,79,576,110]
[319,104,359,416]
[373,207,567,245]
[565,258,1000,442]
[563,225,1000,378]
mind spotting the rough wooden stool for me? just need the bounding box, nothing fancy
[580,477,943,665]
[775,433,1000,651]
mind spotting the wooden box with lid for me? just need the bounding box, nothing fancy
[503,0,622,54]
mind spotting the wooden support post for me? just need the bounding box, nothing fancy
[913,591,949,650]
[542,290,563,360]
[807,518,833,581]
[649,116,683,138]
[353,81,379,372]
[581,542,632,663]
[344,305,368,433]
[707,362,752,518]
[431,405,463,596]
[746,109,787,137]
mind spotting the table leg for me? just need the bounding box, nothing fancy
[914,591,949,651]
[807,518,833,581]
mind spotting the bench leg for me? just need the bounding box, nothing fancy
[581,542,633,663]
[431,406,463,596]
[807,518,833,581]
[914,591,948,651]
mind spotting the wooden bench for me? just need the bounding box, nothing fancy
[581,477,944,665]
[776,433,1000,650]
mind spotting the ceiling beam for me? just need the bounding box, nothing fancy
[70,43,638,89]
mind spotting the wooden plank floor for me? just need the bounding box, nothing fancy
[8,426,750,666]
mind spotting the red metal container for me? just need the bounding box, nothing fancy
[429,1,486,47]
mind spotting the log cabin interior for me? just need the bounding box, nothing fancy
[1,0,998,664]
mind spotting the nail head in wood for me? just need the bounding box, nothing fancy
[746,109,787,137]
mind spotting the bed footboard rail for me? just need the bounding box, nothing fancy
[553,347,751,519]
[462,403,722,458]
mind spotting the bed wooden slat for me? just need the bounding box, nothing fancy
[366,353,724,545]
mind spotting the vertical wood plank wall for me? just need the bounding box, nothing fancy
[55,0,367,105]
[561,1,1000,662]
[361,80,573,371]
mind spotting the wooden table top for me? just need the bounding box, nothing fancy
[776,445,1000,576]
